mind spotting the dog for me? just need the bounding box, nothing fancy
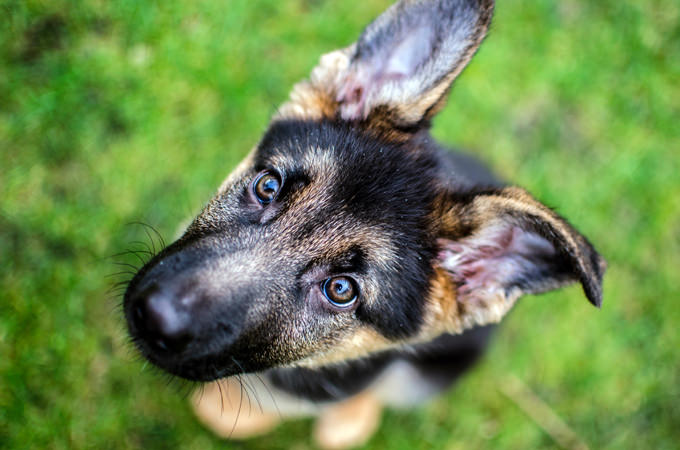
[123,0,605,448]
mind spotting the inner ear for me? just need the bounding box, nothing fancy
[336,23,437,121]
[383,25,435,77]
[438,222,573,308]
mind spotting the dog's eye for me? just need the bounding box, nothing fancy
[321,276,358,307]
[253,170,281,204]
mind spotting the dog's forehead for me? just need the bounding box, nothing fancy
[254,120,403,178]
[252,120,437,214]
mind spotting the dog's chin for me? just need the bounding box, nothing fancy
[164,364,238,382]
[140,350,243,382]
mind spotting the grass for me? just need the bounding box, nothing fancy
[1,0,679,448]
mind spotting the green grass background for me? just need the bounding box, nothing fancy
[1,0,679,448]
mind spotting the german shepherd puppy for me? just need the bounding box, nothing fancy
[123,0,605,447]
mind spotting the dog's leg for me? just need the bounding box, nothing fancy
[313,391,382,450]
[191,379,281,439]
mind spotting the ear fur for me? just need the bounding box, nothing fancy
[429,187,606,332]
[276,0,494,133]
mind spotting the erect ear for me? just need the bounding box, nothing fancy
[430,187,606,333]
[337,0,494,126]
[276,0,494,131]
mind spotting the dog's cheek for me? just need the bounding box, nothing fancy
[269,293,393,369]
[293,325,392,369]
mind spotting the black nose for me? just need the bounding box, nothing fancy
[132,286,193,354]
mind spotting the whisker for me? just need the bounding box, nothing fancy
[110,249,148,266]
[241,375,263,415]
[237,374,252,418]
[197,382,205,406]
[229,375,246,438]
[231,358,264,415]
[107,284,131,294]
[128,221,167,250]
[224,377,235,409]
[105,271,137,278]
[143,226,156,256]
[146,222,167,249]
[106,287,128,297]
[216,378,225,416]
[253,372,281,418]
[113,261,141,271]
[129,240,154,256]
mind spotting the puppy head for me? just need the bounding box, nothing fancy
[123,0,604,381]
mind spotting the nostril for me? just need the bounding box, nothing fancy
[135,305,143,321]
[154,338,168,351]
[132,288,194,354]
[152,332,191,354]
[132,304,146,335]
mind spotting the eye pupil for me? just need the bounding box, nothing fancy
[333,279,349,295]
[262,178,278,193]
[253,171,281,204]
[322,276,358,307]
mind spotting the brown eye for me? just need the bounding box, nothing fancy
[253,170,281,204]
[321,276,358,307]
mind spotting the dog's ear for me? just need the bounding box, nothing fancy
[337,0,494,126]
[277,0,494,131]
[429,187,605,333]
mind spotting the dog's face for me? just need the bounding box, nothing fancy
[126,122,441,380]
[124,0,604,381]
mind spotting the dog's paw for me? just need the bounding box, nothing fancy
[314,391,382,450]
[191,380,280,439]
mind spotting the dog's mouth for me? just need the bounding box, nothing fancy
[138,349,242,382]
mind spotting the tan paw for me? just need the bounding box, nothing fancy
[191,379,280,439]
[314,391,382,449]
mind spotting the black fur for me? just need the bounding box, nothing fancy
[267,326,495,403]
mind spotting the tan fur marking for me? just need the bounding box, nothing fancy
[421,266,464,335]
[357,106,421,143]
[275,48,353,121]
[314,390,382,450]
[191,379,280,439]
[419,263,521,340]
[295,327,392,368]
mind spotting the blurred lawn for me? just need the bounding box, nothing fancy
[1,0,679,448]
